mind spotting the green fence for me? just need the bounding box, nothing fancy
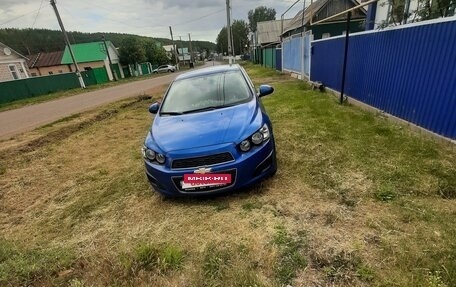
[122,67,131,78]
[262,47,276,69]
[140,63,150,75]
[81,67,109,86]
[0,73,80,104]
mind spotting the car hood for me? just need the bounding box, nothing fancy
[150,100,261,152]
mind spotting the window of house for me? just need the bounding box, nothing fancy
[322,33,331,39]
[58,70,63,73]
[49,71,54,75]
[8,64,20,80]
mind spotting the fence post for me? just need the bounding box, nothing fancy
[340,11,352,104]
[301,34,305,80]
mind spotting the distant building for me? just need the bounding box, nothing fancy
[177,47,191,62]
[162,45,175,60]
[61,41,124,80]
[0,42,29,82]
[251,19,292,65]
[27,51,70,77]
[282,0,367,39]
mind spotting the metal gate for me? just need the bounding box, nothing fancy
[303,31,313,78]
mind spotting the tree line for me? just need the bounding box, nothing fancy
[0,28,216,65]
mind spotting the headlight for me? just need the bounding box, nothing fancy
[156,153,166,164]
[238,124,271,152]
[145,149,156,161]
[259,124,270,141]
[142,145,165,164]
[251,132,263,145]
[240,140,251,152]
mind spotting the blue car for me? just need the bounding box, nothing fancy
[142,64,276,197]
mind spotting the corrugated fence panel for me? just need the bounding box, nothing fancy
[263,47,276,69]
[310,19,456,139]
[283,36,302,73]
[276,48,282,71]
[0,73,80,104]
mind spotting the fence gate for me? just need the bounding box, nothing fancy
[303,31,313,78]
[282,35,303,74]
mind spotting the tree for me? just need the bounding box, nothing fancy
[143,39,169,65]
[248,6,276,32]
[119,36,146,65]
[378,0,455,27]
[216,20,249,55]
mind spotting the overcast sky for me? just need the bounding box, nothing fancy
[0,0,305,43]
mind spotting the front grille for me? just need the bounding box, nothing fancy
[172,152,234,169]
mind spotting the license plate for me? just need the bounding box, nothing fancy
[181,181,227,189]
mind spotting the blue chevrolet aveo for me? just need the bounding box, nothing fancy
[142,64,276,197]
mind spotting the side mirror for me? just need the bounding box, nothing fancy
[148,102,160,114]
[258,85,274,97]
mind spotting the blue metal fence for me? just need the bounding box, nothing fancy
[283,36,302,73]
[310,18,456,139]
[276,48,282,71]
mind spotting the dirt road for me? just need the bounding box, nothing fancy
[0,62,218,140]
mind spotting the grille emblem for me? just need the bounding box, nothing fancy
[194,167,212,174]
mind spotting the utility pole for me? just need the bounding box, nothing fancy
[179,36,185,66]
[50,0,85,88]
[169,26,180,70]
[102,35,117,81]
[225,0,233,63]
[188,33,194,68]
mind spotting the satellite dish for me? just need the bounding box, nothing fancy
[3,47,11,56]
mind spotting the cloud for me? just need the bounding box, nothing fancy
[0,0,304,43]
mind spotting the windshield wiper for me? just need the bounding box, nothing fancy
[182,106,226,114]
[160,111,183,116]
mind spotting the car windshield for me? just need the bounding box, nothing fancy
[160,70,251,114]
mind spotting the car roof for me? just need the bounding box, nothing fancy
[175,64,241,81]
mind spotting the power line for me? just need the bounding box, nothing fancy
[0,7,44,26]
[65,0,224,30]
[32,0,46,28]
[172,9,225,27]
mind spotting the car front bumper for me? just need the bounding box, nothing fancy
[144,139,276,196]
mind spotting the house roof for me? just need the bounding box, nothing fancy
[163,45,174,52]
[283,0,366,34]
[257,19,293,45]
[61,41,116,64]
[0,41,29,60]
[27,51,64,68]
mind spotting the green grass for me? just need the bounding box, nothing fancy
[272,226,307,285]
[130,243,184,273]
[0,237,75,285]
[0,63,455,286]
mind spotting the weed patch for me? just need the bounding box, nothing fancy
[310,249,373,284]
[272,226,307,285]
[0,238,75,285]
